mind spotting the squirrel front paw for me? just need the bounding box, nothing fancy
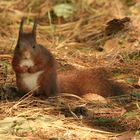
[21,66,28,73]
[28,67,36,73]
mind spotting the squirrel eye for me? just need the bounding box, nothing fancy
[32,45,36,49]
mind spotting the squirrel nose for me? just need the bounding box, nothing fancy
[22,51,31,59]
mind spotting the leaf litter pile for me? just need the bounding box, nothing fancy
[0,0,140,139]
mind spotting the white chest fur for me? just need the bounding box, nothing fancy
[20,59,34,67]
[20,59,43,91]
[21,70,43,91]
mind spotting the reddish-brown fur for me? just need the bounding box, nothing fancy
[58,68,128,97]
[12,17,128,99]
[12,17,57,97]
[12,47,57,97]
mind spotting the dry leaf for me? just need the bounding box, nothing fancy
[82,93,107,103]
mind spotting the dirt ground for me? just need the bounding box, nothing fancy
[0,0,140,139]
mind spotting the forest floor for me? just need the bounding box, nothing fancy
[0,0,140,139]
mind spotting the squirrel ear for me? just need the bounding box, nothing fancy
[32,17,37,41]
[17,17,25,43]
[19,17,25,37]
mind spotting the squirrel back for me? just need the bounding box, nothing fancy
[12,17,58,97]
[58,68,128,97]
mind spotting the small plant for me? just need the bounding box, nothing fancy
[53,3,76,19]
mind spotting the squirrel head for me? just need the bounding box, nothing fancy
[15,17,40,60]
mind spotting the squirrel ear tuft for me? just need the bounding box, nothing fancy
[19,17,25,37]
[32,17,37,41]
[17,17,25,43]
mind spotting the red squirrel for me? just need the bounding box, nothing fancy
[12,18,128,98]
[12,17,58,97]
